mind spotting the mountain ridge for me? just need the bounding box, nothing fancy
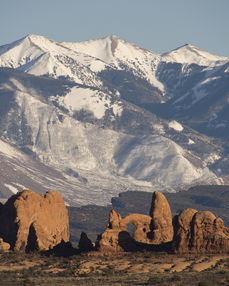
[0,35,228,205]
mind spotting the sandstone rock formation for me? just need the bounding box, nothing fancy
[173,209,229,253]
[0,238,10,252]
[121,214,152,243]
[96,210,137,252]
[173,208,198,253]
[108,209,123,230]
[0,189,69,251]
[149,191,174,244]
[97,191,229,254]
[97,192,174,252]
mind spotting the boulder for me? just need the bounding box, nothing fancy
[0,189,70,251]
[149,191,173,244]
[0,238,10,252]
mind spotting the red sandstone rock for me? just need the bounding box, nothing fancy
[121,214,152,243]
[149,191,174,244]
[0,189,69,251]
[174,209,229,253]
[0,238,10,252]
[97,191,174,252]
[190,211,229,253]
[96,191,229,254]
[96,210,137,252]
[173,208,198,253]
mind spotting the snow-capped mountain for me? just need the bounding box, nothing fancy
[0,34,108,87]
[154,55,229,143]
[61,35,164,90]
[161,44,228,66]
[0,34,228,205]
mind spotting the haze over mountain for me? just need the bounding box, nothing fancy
[0,34,228,205]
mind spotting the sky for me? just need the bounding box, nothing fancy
[1,0,229,57]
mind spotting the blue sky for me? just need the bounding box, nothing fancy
[1,0,228,56]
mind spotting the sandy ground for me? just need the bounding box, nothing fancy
[74,253,229,275]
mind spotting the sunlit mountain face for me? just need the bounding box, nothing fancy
[0,35,228,205]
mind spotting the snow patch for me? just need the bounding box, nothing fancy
[64,87,105,119]
[0,139,23,159]
[168,120,183,131]
[188,139,195,145]
[59,86,123,119]
[153,124,165,134]
[115,135,216,187]
[204,153,221,165]
[4,184,18,194]
[89,59,107,72]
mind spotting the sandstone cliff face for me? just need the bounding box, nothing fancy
[149,191,174,244]
[0,189,69,251]
[173,209,229,253]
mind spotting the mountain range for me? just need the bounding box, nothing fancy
[0,34,228,206]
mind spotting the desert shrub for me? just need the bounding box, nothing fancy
[147,275,164,285]
[170,274,182,282]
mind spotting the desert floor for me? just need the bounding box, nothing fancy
[0,251,228,285]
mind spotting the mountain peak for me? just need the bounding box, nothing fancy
[25,33,42,39]
[108,35,120,40]
[162,43,228,66]
[24,34,55,45]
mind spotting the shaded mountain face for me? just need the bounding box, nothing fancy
[0,35,228,205]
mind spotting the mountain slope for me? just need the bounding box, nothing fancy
[0,35,228,205]
[0,68,222,205]
[0,34,107,87]
[61,35,164,91]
